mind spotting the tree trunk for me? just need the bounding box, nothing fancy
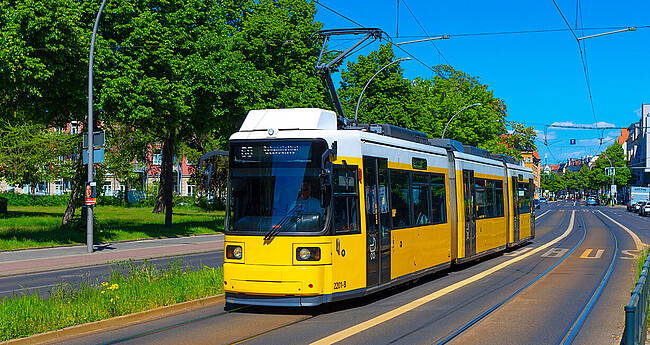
[62,145,85,226]
[163,134,174,228]
[153,134,175,228]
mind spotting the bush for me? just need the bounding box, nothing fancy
[97,196,125,207]
[194,195,225,211]
[0,192,69,207]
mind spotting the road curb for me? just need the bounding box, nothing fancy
[0,245,222,278]
[5,294,225,344]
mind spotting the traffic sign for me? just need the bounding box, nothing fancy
[83,131,105,148]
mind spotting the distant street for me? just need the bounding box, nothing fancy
[47,201,649,345]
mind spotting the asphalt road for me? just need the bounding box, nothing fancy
[35,202,650,344]
[0,251,224,299]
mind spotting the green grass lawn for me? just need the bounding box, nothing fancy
[0,259,224,341]
[0,206,224,250]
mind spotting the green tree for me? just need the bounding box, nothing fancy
[483,121,537,160]
[338,44,415,127]
[0,0,92,125]
[591,144,631,189]
[337,47,535,158]
[97,0,326,227]
[0,122,76,193]
[104,123,149,204]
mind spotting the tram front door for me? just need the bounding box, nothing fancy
[364,157,391,287]
[463,170,476,257]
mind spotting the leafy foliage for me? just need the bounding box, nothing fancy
[0,0,92,125]
[336,44,535,158]
[0,122,77,191]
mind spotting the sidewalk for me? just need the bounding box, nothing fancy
[0,234,224,277]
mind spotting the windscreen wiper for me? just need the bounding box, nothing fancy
[263,204,300,241]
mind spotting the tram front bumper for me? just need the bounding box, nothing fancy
[224,263,327,297]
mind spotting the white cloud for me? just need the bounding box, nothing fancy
[559,150,589,159]
[535,129,557,140]
[549,121,616,129]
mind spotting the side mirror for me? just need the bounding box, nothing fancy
[202,163,213,187]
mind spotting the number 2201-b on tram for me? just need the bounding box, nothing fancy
[223,108,534,307]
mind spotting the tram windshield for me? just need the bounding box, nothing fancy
[227,140,328,234]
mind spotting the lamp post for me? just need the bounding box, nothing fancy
[354,57,411,122]
[87,0,108,253]
[441,103,481,139]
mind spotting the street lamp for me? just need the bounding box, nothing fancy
[87,0,108,253]
[441,103,481,139]
[354,57,411,122]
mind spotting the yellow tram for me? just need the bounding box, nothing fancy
[223,108,534,306]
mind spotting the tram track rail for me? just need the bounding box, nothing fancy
[558,210,619,345]
[435,210,588,345]
[435,208,621,345]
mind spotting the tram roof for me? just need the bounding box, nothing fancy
[235,108,524,167]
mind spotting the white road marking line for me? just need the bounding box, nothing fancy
[597,210,647,252]
[310,211,576,345]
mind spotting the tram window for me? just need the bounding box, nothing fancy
[518,182,531,213]
[486,180,495,218]
[412,173,430,225]
[495,181,504,217]
[333,167,360,234]
[431,174,446,224]
[475,178,487,218]
[390,170,411,228]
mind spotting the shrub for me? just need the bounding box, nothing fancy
[0,192,69,207]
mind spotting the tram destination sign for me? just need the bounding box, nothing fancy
[234,142,317,163]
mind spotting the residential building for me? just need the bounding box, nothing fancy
[625,103,650,187]
[521,151,541,198]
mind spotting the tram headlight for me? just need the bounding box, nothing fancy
[297,247,321,261]
[226,245,243,260]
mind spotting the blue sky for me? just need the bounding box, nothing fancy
[313,0,650,164]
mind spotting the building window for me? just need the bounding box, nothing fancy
[70,122,80,134]
[187,185,195,196]
[153,152,162,165]
[103,183,112,197]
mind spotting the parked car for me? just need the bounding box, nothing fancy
[626,201,634,212]
[639,201,649,216]
[639,202,650,217]
[634,200,645,213]
[539,197,548,204]
[534,199,541,209]
[586,197,598,206]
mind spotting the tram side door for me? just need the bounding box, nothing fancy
[463,170,476,257]
[512,177,520,242]
[364,157,391,287]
